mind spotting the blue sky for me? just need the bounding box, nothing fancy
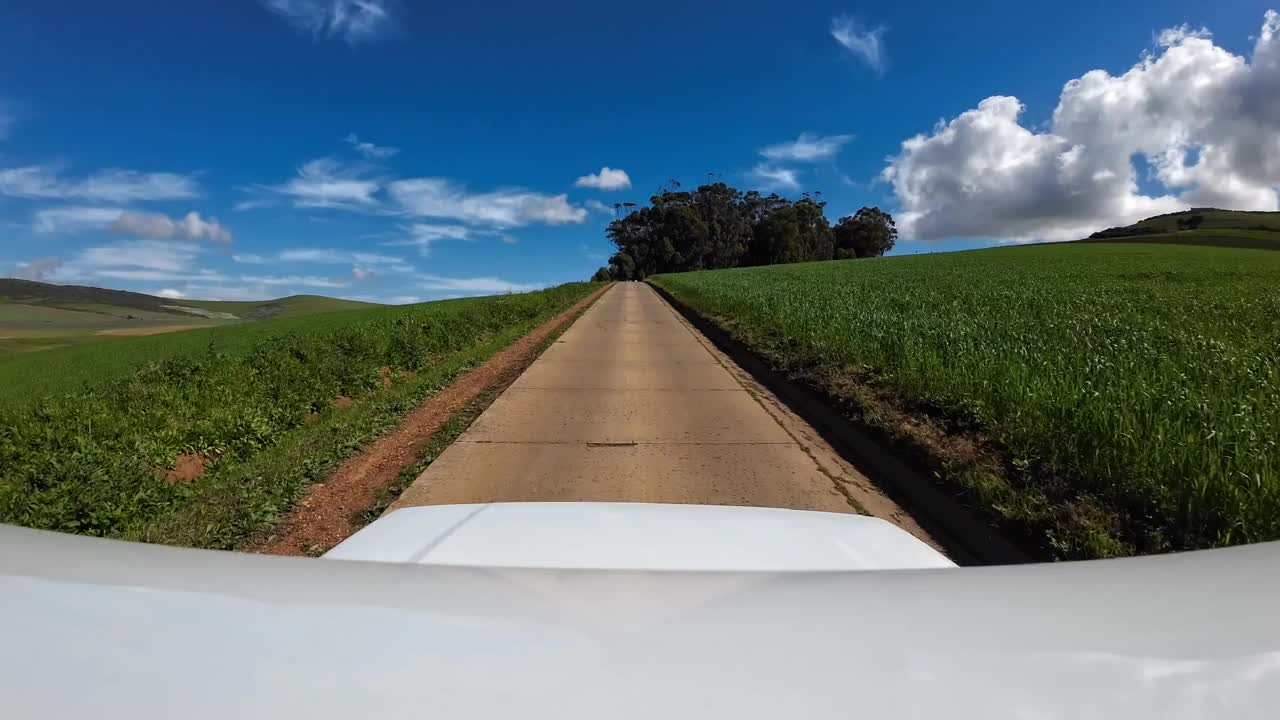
[2,1,1278,302]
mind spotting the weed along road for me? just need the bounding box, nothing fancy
[389,283,939,547]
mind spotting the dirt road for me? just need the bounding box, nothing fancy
[390,283,937,545]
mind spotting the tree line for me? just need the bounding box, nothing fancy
[590,181,897,281]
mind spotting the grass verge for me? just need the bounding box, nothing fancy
[0,284,600,548]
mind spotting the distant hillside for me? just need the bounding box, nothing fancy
[0,279,377,320]
[0,279,381,356]
[1081,208,1280,250]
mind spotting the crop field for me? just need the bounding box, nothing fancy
[0,283,597,548]
[652,243,1280,559]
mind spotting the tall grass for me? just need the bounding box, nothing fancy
[653,244,1280,557]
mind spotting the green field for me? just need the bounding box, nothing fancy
[0,279,378,360]
[0,299,421,404]
[652,243,1280,559]
[0,283,598,549]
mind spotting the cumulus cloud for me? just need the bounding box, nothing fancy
[10,257,63,282]
[261,157,381,209]
[388,178,586,227]
[749,164,800,191]
[260,0,396,43]
[0,166,199,202]
[344,133,399,160]
[831,16,888,74]
[574,166,631,191]
[108,211,233,243]
[884,12,1280,242]
[760,133,853,162]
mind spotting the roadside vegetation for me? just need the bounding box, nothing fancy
[0,283,598,548]
[652,243,1280,559]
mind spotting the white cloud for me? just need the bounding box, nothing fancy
[388,178,587,226]
[260,0,395,43]
[584,199,615,216]
[749,164,800,191]
[234,198,277,212]
[240,274,349,289]
[343,133,399,160]
[76,241,207,274]
[232,248,413,273]
[760,133,853,162]
[262,157,381,210]
[382,223,473,256]
[883,12,1280,242]
[574,166,631,191]
[0,166,199,202]
[352,266,374,281]
[416,274,543,295]
[155,288,186,299]
[10,257,63,282]
[108,211,233,243]
[831,16,888,74]
[32,206,125,234]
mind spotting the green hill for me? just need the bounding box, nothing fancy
[0,280,379,356]
[1082,208,1280,250]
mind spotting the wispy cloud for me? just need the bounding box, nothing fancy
[259,157,381,210]
[10,257,63,282]
[760,132,853,162]
[260,0,397,43]
[240,274,349,289]
[344,132,399,160]
[0,166,199,202]
[387,178,587,227]
[584,199,615,217]
[383,223,474,256]
[749,164,800,191]
[416,274,543,295]
[108,211,232,243]
[574,166,631,191]
[831,16,888,74]
[32,206,126,234]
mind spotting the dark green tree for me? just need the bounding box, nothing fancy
[834,206,898,259]
[590,180,893,280]
[591,267,613,282]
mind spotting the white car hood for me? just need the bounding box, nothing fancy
[2,505,1279,719]
[324,502,954,570]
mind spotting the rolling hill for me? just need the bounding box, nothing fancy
[0,279,379,355]
[1082,208,1280,250]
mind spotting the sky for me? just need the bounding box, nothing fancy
[1,1,1279,303]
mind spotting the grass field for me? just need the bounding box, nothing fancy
[0,299,454,404]
[0,283,598,548]
[0,282,377,359]
[652,243,1280,559]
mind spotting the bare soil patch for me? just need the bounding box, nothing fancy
[251,285,610,556]
[165,453,208,483]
